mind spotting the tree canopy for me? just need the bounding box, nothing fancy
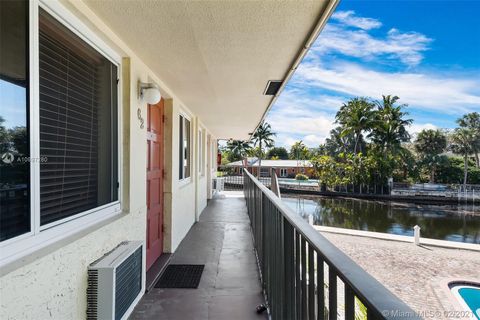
[289,141,310,160]
[266,147,289,160]
[219,97,480,186]
[414,129,447,183]
[335,97,376,154]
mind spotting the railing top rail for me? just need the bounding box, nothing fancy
[243,168,419,319]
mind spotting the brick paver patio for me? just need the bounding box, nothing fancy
[322,232,480,319]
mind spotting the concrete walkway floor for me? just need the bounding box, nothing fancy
[130,192,267,320]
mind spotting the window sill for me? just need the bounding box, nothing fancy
[0,204,122,276]
[179,177,192,188]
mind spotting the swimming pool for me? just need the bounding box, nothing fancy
[451,284,480,320]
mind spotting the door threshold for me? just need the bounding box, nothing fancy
[146,253,172,292]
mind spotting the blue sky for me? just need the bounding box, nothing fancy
[1,80,27,129]
[266,0,480,148]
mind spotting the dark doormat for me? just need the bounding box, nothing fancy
[154,264,205,289]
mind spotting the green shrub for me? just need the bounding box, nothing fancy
[295,173,309,181]
[436,156,480,184]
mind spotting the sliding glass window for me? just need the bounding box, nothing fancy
[38,8,118,226]
[0,1,119,243]
[0,0,30,241]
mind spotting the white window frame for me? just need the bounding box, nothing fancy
[179,112,192,183]
[280,168,288,177]
[0,0,123,267]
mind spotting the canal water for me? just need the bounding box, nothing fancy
[282,195,480,244]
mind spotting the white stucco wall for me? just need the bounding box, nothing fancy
[171,181,197,251]
[0,1,215,319]
[169,103,198,251]
[0,210,145,320]
[196,123,209,221]
[197,175,208,218]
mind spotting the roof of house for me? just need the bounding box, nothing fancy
[226,158,312,168]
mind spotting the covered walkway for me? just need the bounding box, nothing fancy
[131,192,267,320]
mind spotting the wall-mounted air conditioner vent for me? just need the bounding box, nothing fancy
[213,177,225,192]
[87,241,144,320]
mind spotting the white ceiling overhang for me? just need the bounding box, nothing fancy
[84,0,338,139]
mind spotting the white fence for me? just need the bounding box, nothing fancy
[391,183,480,201]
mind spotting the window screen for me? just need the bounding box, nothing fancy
[38,8,118,225]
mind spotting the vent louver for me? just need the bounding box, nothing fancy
[264,80,283,95]
[86,241,144,320]
[115,247,142,320]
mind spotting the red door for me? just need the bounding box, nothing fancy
[146,99,164,270]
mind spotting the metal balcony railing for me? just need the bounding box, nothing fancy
[243,169,419,320]
[217,165,270,190]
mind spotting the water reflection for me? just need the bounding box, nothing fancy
[0,81,30,241]
[283,195,480,244]
[0,0,30,241]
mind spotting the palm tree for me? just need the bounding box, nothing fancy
[325,127,356,157]
[414,129,447,183]
[449,128,475,189]
[396,146,418,181]
[335,97,376,154]
[456,112,480,167]
[252,122,275,177]
[370,95,413,156]
[226,140,251,162]
[289,140,310,160]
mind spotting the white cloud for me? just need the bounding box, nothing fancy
[274,88,345,113]
[269,112,334,137]
[274,132,328,149]
[331,10,382,30]
[275,134,299,149]
[313,23,432,66]
[303,134,326,146]
[294,61,480,114]
[267,93,336,148]
[407,123,437,139]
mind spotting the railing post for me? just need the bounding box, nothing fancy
[271,170,281,198]
[295,232,301,320]
[301,237,307,318]
[284,221,295,319]
[279,211,286,319]
[328,269,337,320]
[308,244,315,319]
[317,254,325,320]
[261,191,268,311]
[345,285,355,320]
